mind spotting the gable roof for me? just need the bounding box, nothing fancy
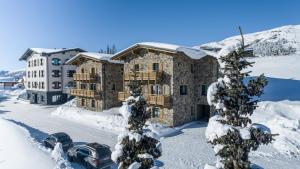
[111,42,210,60]
[66,52,123,65]
[19,48,86,61]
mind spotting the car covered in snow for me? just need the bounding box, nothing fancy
[67,142,114,169]
[44,132,73,151]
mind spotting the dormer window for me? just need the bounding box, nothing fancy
[52,58,61,65]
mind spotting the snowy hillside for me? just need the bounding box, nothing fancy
[196,25,300,57]
[0,69,25,82]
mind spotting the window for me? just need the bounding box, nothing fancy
[52,70,61,77]
[152,107,160,117]
[141,63,147,71]
[111,84,116,91]
[81,98,85,106]
[152,63,159,72]
[34,60,36,67]
[52,81,61,89]
[81,68,85,73]
[151,85,161,95]
[41,82,44,89]
[41,95,44,102]
[51,58,61,65]
[134,64,139,71]
[34,71,37,78]
[67,70,75,78]
[180,85,188,95]
[201,84,207,96]
[91,68,95,75]
[27,71,30,78]
[80,83,87,89]
[191,64,195,73]
[28,61,31,67]
[41,70,44,77]
[90,83,96,90]
[40,59,43,66]
[66,81,74,88]
[91,100,95,108]
[52,95,61,103]
[28,82,30,88]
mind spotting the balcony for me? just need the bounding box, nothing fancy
[124,71,163,81]
[118,92,130,101]
[118,92,170,107]
[69,89,101,98]
[73,73,96,81]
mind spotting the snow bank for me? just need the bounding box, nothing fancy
[0,118,56,169]
[146,121,200,138]
[51,143,73,169]
[252,100,300,157]
[51,99,127,133]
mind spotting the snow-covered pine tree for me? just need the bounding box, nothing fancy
[112,70,162,169]
[205,27,276,169]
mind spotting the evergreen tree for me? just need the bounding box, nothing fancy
[112,70,162,169]
[205,27,277,169]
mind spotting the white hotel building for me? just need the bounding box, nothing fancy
[20,48,85,105]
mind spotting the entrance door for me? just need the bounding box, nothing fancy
[197,104,210,122]
[33,94,38,104]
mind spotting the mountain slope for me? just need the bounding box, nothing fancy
[195,25,300,57]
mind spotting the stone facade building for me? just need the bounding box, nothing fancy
[66,52,124,111]
[112,42,219,126]
[19,48,85,105]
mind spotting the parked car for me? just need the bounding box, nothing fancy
[67,142,114,169]
[44,132,73,151]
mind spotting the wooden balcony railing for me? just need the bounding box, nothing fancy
[118,92,170,107]
[124,71,163,81]
[69,89,101,98]
[118,92,130,101]
[73,73,96,81]
[147,94,170,107]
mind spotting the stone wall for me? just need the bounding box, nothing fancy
[193,56,219,118]
[120,49,219,126]
[74,59,123,111]
[103,62,124,108]
[172,54,195,126]
[123,49,174,125]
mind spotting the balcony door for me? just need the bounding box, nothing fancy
[151,84,161,95]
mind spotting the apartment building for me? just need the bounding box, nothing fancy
[66,52,123,111]
[112,42,219,126]
[19,48,85,105]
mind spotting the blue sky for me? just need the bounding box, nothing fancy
[0,0,299,71]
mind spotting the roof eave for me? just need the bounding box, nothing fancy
[111,44,177,60]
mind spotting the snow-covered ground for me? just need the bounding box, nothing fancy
[0,117,56,169]
[1,25,300,169]
[0,87,300,168]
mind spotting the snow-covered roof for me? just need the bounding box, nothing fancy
[19,48,85,61]
[112,42,210,60]
[66,52,123,65]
